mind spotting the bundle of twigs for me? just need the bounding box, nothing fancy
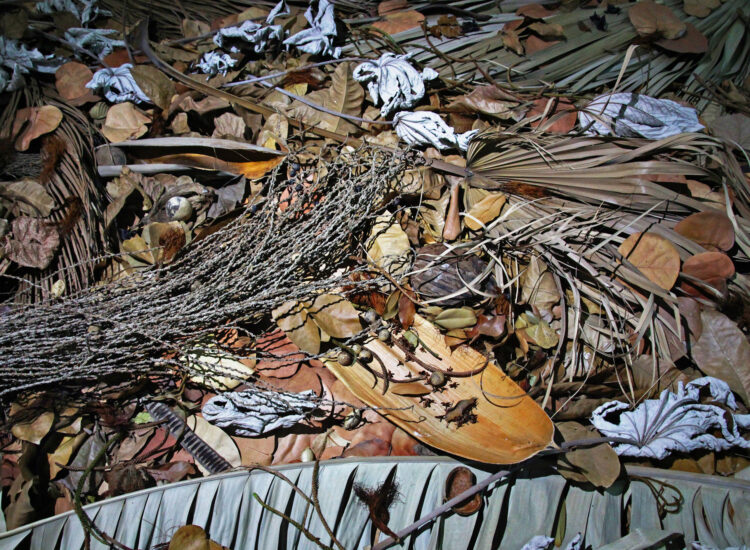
[0,144,409,401]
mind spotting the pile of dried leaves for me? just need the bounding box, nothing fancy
[1,0,750,541]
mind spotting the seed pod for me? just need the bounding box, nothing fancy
[403,330,419,348]
[338,350,354,366]
[361,309,380,326]
[165,196,193,221]
[301,447,315,462]
[429,371,447,387]
[358,349,373,363]
[377,328,391,342]
[350,343,363,356]
[343,410,363,430]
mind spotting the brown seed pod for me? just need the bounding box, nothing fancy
[444,466,482,516]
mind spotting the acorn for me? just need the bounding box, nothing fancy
[377,328,391,342]
[165,196,193,221]
[358,349,373,363]
[429,371,447,387]
[337,350,354,366]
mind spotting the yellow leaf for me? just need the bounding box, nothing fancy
[101,102,150,142]
[434,307,477,330]
[367,213,411,279]
[183,347,255,391]
[48,433,87,478]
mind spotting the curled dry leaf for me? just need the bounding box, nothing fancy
[446,86,522,119]
[212,112,246,139]
[271,300,320,355]
[465,192,507,230]
[10,411,55,445]
[681,251,734,298]
[0,179,56,217]
[674,210,735,251]
[372,10,425,34]
[130,64,176,112]
[628,0,686,40]
[618,232,680,290]
[12,106,63,152]
[101,102,150,142]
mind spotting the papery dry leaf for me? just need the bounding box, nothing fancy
[502,29,524,55]
[368,212,412,279]
[434,307,477,330]
[525,35,560,54]
[271,300,320,355]
[520,256,560,312]
[465,192,507,230]
[687,180,726,208]
[325,315,553,463]
[655,23,708,54]
[55,62,94,100]
[48,433,87,479]
[212,112,246,139]
[711,114,750,150]
[684,0,720,18]
[528,98,577,133]
[618,232,680,290]
[12,106,63,152]
[628,0,686,40]
[692,310,750,405]
[681,251,735,297]
[372,10,425,34]
[102,102,150,142]
[429,15,463,38]
[674,211,734,251]
[186,415,241,476]
[398,286,416,329]
[556,421,620,488]
[528,22,564,38]
[309,294,363,338]
[378,0,407,14]
[443,180,462,240]
[11,411,55,444]
[4,216,60,269]
[130,65,176,112]
[0,179,56,217]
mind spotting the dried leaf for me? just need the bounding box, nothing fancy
[212,113,246,139]
[101,102,150,142]
[674,210,735,251]
[681,251,734,297]
[529,22,564,38]
[628,0,686,40]
[130,64,176,112]
[11,411,54,444]
[434,307,477,330]
[0,179,56,217]
[556,422,620,488]
[618,232,680,290]
[520,257,560,312]
[271,300,321,355]
[55,62,94,100]
[309,294,362,338]
[502,30,524,55]
[525,35,559,54]
[528,98,577,133]
[710,114,750,150]
[372,10,425,34]
[691,310,750,404]
[186,415,241,476]
[368,212,412,279]
[48,433,86,479]
[465,192,506,230]
[4,216,60,269]
[684,0,721,18]
[398,287,416,330]
[655,23,708,54]
[12,106,63,152]
[146,461,197,483]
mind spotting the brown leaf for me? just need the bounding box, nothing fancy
[681,251,734,298]
[390,381,432,396]
[516,4,557,18]
[4,216,60,269]
[342,438,391,457]
[0,179,56,217]
[628,0,686,40]
[398,286,416,330]
[146,461,197,482]
[692,309,750,405]
[372,10,425,34]
[271,301,321,355]
[428,15,463,38]
[468,314,506,339]
[212,113,246,139]
[556,422,621,488]
[12,106,63,152]
[618,232,681,290]
[255,330,306,378]
[528,22,564,38]
[101,102,150,142]
[309,294,363,338]
[55,62,95,101]
[655,23,708,54]
[378,0,407,14]
[11,411,55,444]
[445,466,482,515]
[465,192,507,230]
[527,98,577,133]
[711,114,750,150]
[525,35,560,54]
[501,29,524,55]
[674,210,734,251]
[130,65,176,112]
[684,0,720,18]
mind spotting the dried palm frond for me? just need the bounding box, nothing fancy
[465,129,750,397]
[0,87,106,303]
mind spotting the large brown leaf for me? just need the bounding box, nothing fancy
[324,315,553,464]
[691,309,750,405]
[618,232,680,290]
[674,211,735,251]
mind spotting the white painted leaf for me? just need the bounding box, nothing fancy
[394,111,477,151]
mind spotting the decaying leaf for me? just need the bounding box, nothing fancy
[684,0,721,18]
[681,251,734,297]
[0,179,56,217]
[372,10,425,35]
[368,212,412,279]
[10,411,55,444]
[465,192,507,230]
[55,62,94,101]
[130,64,176,112]
[309,293,362,338]
[12,105,63,151]
[618,232,680,290]
[3,216,60,269]
[272,300,321,355]
[520,256,560,312]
